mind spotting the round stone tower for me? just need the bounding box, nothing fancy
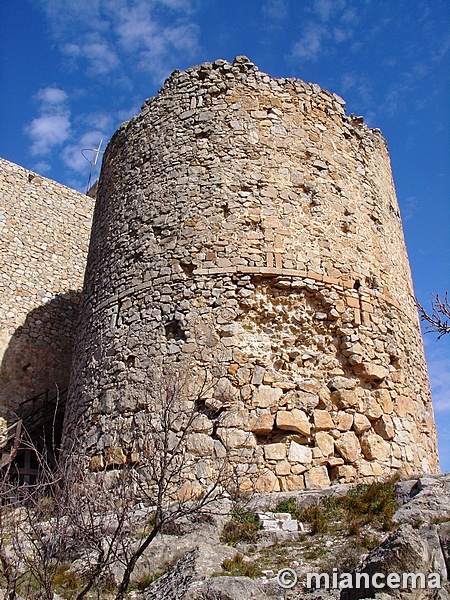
[64,57,439,491]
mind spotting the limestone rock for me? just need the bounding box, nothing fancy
[216,428,256,449]
[276,409,311,435]
[288,440,313,464]
[359,362,389,381]
[334,431,360,463]
[328,376,358,391]
[264,443,286,461]
[341,524,448,600]
[250,412,274,435]
[279,474,305,491]
[252,385,283,408]
[360,432,391,461]
[353,413,371,434]
[104,446,127,467]
[254,469,280,493]
[374,415,395,440]
[331,389,361,409]
[304,465,331,489]
[313,410,334,430]
[335,411,354,431]
[187,433,216,456]
[89,455,105,472]
[315,431,335,457]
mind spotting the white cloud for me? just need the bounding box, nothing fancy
[291,23,327,62]
[25,87,71,156]
[62,38,120,75]
[262,0,289,22]
[36,87,69,105]
[37,0,200,83]
[291,0,354,63]
[424,341,450,413]
[32,161,52,174]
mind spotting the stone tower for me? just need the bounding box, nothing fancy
[64,57,439,491]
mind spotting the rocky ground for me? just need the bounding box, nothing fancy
[2,474,449,599]
[135,474,450,600]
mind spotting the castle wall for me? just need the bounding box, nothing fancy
[64,57,439,490]
[0,158,93,423]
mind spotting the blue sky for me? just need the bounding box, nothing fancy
[1,0,449,469]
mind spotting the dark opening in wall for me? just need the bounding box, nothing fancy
[164,319,186,341]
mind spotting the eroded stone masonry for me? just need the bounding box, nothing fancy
[0,158,93,424]
[64,57,439,491]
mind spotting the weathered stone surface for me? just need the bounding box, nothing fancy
[140,544,269,600]
[288,440,313,464]
[335,411,354,431]
[315,431,335,457]
[55,56,438,489]
[360,432,391,461]
[254,469,280,493]
[187,433,216,456]
[104,446,127,467]
[313,410,334,430]
[334,431,360,463]
[374,415,395,440]
[216,428,256,449]
[331,389,361,409]
[393,474,450,526]
[252,385,283,408]
[304,465,331,489]
[250,412,275,435]
[175,481,203,502]
[276,409,311,435]
[353,413,372,434]
[341,524,448,600]
[0,158,93,418]
[264,443,286,461]
[279,474,305,491]
[89,455,105,472]
[359,363,390,381]
[328,376,358,391]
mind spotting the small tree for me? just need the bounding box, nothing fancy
[0,362,251,598]
[0,432,68,600]
[417,292,450,339]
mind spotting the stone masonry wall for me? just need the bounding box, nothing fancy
[0,158,93,425]
[64,57,439,491]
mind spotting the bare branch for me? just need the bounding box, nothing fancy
[417,292,450,339]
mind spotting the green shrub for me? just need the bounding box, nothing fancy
[221,553,261,578]
[220,508,260,545]
[274,497,302,520]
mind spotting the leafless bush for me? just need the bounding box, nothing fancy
[417,292,450,339]
[0,361,251,599]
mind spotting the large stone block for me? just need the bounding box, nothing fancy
[360,432,391,461]
[304,465,331,489]
[288,440,313,464]
[334,431,360,463]
[276,409,311,435]
[252,385,283,408]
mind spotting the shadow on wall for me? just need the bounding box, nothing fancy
[0,291,82,425]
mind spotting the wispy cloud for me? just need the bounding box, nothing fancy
[25,87,71,156]
[62,38,120,76]
[291,23,328,61]
[290,0,354,63]
[262,0,289,22]
[37,0,200,83]
[424,340,450,413]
